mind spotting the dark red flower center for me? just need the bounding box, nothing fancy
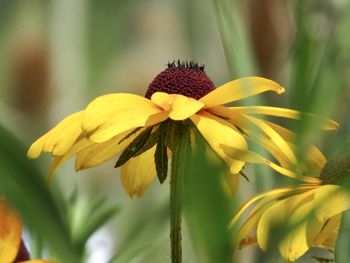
[14,240,30,262]
[145,60,215,100]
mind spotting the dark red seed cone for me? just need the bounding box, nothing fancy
[14,239,30,263]
[145,61,215,100]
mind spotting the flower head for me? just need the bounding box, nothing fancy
[231,147,350,262]
[27,61,338,197]
[0,199,54,263]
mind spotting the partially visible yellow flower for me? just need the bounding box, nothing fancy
[27,61,338,197]
[230,149,350,262]
[0,199,55,263]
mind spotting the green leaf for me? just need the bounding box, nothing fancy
[75,206,119,250]
[118,127,142,144]
[163,120,181,153]
[65,190,119,253]
[115,127,153,167]
[211,0,256,77]
[183,134,233,263]
[336,212,350,262]
[134,127,159,157]
[0,123,82,263]
[155,126,168,184]
[108,203,169,263]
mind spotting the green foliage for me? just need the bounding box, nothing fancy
[290,0,346,155]
[0,123,82,263]
[0,124,119,262]
[115,127,153,167]
[108,203,169,263]
[184,135,233,263]
[155,123,169,184]
[66,190,119,255]
[211,0,256,77]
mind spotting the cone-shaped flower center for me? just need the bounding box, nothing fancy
[145,60,215,100]
[320,155,350,185]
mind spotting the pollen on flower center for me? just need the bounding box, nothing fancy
[145,60,215,100]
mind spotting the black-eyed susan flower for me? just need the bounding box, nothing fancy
[27,61,338,197]
[0,199,55,263]
[230,146,350,262]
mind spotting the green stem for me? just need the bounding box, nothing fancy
[170,124,190,263]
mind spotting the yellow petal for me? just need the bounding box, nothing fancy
[305,217,324,248]
[199,77,284,109]
[230,186,305,228]
[314,185,350,221]
[257,189,316,252]
[318,216,341,250]
[82,93,168,143]
[209,106,294,141]
[246,122,326,176]
[27,111,83,158]
[263,120,294,141]
[229,106,339,130]
[48,128,144,183]
[278,201,314,262]
[233,186,319,251]
[257,200,288,251]
[151,92,204,120]
[150,92,173,110]
[210,106,326,178]
[27,136,47,159]
[236,199,277,248]
[120,146,157,197]
[238,235,258,249]
[208,107,295,163]
[243,115,297,164]
[209,108,291,169]
[222,143,320,183]
[190,111,247,174]
[250,136,292,169]
[250,134,325,178]
[0,200,22,263]
[299,145,326,177]
[231,106,300,118]
[75,129,142,171]
[47,137,94,185]
[310,214,341,250]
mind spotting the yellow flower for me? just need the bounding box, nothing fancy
[0,199,55,263]
[27,61,338,197]
[230,149,350,262]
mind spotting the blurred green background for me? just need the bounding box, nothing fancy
[0,0,349,262]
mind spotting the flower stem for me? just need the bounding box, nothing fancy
[170,124,190,263]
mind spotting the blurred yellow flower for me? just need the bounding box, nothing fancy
[231,149,350,262]
[27,61,337,197]
[0,199,55,263]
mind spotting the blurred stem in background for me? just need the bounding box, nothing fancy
[290,0,343,154]
[336,207,350,262]
[50,0,88,117]
[184,135,233,263]
[211,0,256,77]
